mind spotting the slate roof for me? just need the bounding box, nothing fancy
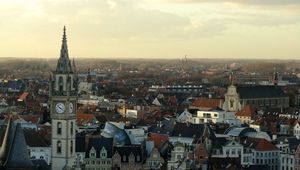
[114,145,145,163]
[274,136,300,151]
[5,123,33,169]
[31,159,50,170]
[148,119,174,135]
[75,132,86,152]
[237,85,287,99]
[86,137,114,158]
[171,123,205,139]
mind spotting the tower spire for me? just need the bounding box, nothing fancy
[56,26,73,73]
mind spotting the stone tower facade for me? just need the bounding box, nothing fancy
[50,27,78,170]
[223,72,241,112]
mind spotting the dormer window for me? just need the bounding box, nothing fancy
[90,147,96,158]
[100,147,107,158]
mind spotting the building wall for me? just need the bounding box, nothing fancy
[294,123,300,139]
[196,110,236,124]
[29,147,51,165]
[280,153,294,170]
[251,150,279,170]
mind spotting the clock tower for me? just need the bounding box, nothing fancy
[50,26,78,170]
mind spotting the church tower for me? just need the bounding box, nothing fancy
[50,27,78,170]
[223,72,241,112]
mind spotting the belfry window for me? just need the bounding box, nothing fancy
[230,99,234,108]
[58,76,63,91]
[57,122,62,135]
[57,141,62,154]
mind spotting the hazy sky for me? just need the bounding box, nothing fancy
[0,0,299,59]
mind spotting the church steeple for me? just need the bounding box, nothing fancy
[56,26,73,73]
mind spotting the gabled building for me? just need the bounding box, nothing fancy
[243,138,279,170]
[236,105,257,124]
[144,147,164,170]
[112,145,145,170]
[84,137,114,170]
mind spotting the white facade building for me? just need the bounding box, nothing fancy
[196,110,237,124]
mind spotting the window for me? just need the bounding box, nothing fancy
[214,114,217,117]
[70,122,74,135]
[57,141,62,154]
[57,122,62,135]
[70,140,73,154]
[137,155,140,161]
[123,155,126,161]
[230,99,234,108]
[59,76,64,91]
[232,149,235,155]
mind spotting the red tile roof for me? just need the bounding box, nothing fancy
[18,92,29,101]
[149,133,169,148]
[236,105,256,117]
[77,113,96,125]
[255,138,277,151]
[246,138,278,151]
[191,98,223,108]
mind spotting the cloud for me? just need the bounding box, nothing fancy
[168,0,300,5]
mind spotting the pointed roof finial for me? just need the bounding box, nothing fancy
[73,58,76,72]
[229,71,234,85]
[63,26,66,38]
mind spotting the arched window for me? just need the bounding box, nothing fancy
[57,141,62,154]
[58,76,64,91]
[70,122,74,135]
[57,122,62,135]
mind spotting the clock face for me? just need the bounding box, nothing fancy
[69,103,74,114]
[55,103,65,114]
